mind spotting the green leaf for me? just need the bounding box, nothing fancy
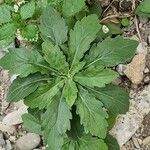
[105,134,119,150]
[42,41,69,74]
[0,23,16,40]
[136,0,150,17]
[20,24,38,42]
[75,66,118,88]
[89,1,102,18]
[42,94,72,150]
[0,4,12,24]
[0,48,46,77]
[63,134,108,150]
[0,36,14,48]
[88,84,129,115]
[63,0,85,17]
[20,1,35,20]
[6,73,49,102]
[22,113,42,135]
[85,36,138,67]
[25,79,64,109]
[69,14,100,69]
[63,79,78,106]
[106,23,122,35]
[76,86,108,138]
[39,6,68,45]
[79,135,108,150]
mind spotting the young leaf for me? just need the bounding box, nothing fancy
[20,1,35,20]
[20,24,38,42]
[39,6,68,45]
[105,134,119,150]
[88,84,129,115]
[76,86,108,138]
[63,79,78,106]
[0,48,46,77]
[22,113,42,135]
[6,73,50,102]
[75,66,118,88]
[0,23,16,40]
[68,14,100,69]
[0,4,12,24]
[63,0,85,17]
[42,41,69,74]
[42,94,72,150]
[85,36,138,67]
[25,79,64,109]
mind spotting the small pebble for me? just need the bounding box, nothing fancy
[16,133,41,150]
[144,68,149,73]
[116,64,126,75]
[5,140,12,150]
[144,76,150,83]
[143,136,150,145]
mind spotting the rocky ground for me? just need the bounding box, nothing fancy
[0,0,150,150]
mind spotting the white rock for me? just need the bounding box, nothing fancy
[124,54,146,84]
[136,42,147,54]
[102,25,109,33]
[0,122,16,134]
[116,64,126,75]
[110,84,150,147]
[2,104,28,125]
[143,136,150,145]
[16,133,41,150]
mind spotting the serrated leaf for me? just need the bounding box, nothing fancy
[76,86,108,138]
[42,94,72,150]
[69,15,100,69]
[75,66,118,88]
[63,79,78,106]
[39,6,68,45]
[0,4,12,24]
[63,0,85,17]
[22,113,42,135]
[85,36,138,67]
[105,134,119,150]
[6,73,49,102]
[20,1,35,20]
[25,79,64,109]
[42,41,69,74]
[63,134,108,150]
[0,23,16,40]
[0,48,46,77]
[88,84,129,115]
[20,24,38,42]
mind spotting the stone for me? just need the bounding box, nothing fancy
[143,136,150,145]
[2,103,28,126]
[116,64,126,75]
[16,133,41,150]
[0,122,16,134]
[110,84,150,146]
[136,42,147,54]
[5,140,12,150]
[144,68,149,73]
[0,133,5,146]
[124,54,146,84]
[144,76,150,83]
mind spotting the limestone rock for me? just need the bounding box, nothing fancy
[16,133,41,150]
[124,54,146,84]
